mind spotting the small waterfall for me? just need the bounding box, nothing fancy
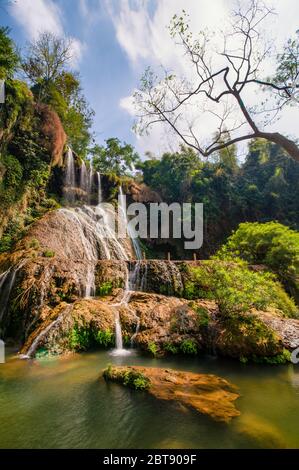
[64,148,76,204]
[88,162,93,204]
[85,263,96,298]
[97,172,102,205]
[0,261,26,330]
[21,306,71,358]
[80,161,88,193]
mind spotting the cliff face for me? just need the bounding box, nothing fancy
[0,207,298,363]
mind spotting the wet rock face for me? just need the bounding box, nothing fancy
[103,366,240,423]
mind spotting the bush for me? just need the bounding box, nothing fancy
[180,339,198,355]
[148,341,158,357]
[123,370,150,390]
[163,342,178,354]
[186,260,297,318]
[216,222,299,303]
[68,324,91,350]
[97,281,113,296]
[43,250,55,258]
[94,329,114,347]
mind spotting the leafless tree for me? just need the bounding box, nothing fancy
[133,0,299,162]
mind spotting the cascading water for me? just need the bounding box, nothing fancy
[0,260,27,335]
[64,148,76,204]
[97,172,102,205]
[80,160,88,193]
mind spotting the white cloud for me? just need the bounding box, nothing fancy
[10,0,63,39]
[10,0,84,68]
[107,0,299,157]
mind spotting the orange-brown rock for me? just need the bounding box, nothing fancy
[103,365,240,423]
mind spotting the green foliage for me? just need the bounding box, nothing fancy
[91,138,141,176]
[253,348,292,364]
[28,238,40,249]
[216,221,299,303]
[97,281,113,297]
[68,324,92,351]
[180,339,198,355]
[195,305,210,327]
[147,341,158,357]
[94,329,114,347]
[223,313,281,357]
[186,260,298,318]
[123,370,151,390]
[0,217,25,253]
[163,342,178,354]
[0,27,19,79]
[104,367,151,390]
[139,140,299,257]
[43,250,55,258]
[273,30,299,106]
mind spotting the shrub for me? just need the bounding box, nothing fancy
[29,238,40,249]
[94,329,114,347]
[187,260,297,318]
[97,281,113,296]
[148,341,158,357]
[43,250,55,258]
[195,305,210,327]
[69,324,91,350]
[180,339,198,355]
[216,222,299,303]
[164,342,178,354]
[123,370,150,390]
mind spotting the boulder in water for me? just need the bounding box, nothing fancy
[103,365,240,423]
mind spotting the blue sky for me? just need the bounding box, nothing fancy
[1,0,298,159]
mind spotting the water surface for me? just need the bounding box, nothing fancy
[0,349,299,448]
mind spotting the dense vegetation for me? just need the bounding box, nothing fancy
[139,141,299,257]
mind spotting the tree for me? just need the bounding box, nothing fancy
[0,26,19,79]
[22,33,94,156]
[22,32,72,101]
[91,138,141,176]
[134,0,299,162]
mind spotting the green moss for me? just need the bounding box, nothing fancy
[194,305,210,327]
[43,250,55,258]
[148,341,158,357]
[68,324,92,351]
[180,339,198,355]
[252,348,292,364]
[28,238,40,249]
[94,329,114,347]
[163,342,178,354]
[103,367,151,390]
[97,281,113,297]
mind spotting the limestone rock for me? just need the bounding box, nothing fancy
[103,365,240,423]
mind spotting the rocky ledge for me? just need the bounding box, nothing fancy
[19,291,299,362]
[103,365,240,423]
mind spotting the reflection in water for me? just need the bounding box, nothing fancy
[0,349,299,448]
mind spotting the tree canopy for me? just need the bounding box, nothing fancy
[134,0,299,162]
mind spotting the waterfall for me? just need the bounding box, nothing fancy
[88,162,93,204]
[0,261,26,332]
[21,306,71,358]
[80,161,88,193]
[97,172,102,205]
[118,186,142,260]
[64,148,76,204]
